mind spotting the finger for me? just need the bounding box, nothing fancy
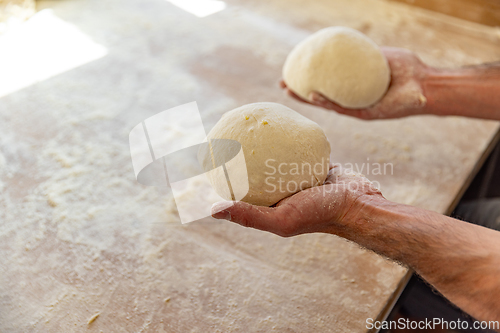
[333,108,373,120]
[309,91,374,120]
[286,88,314,105]
[211,201,293,236]
[309,91,344,111]
[325,164,342,184]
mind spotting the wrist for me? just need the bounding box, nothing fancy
[419,66,454,116]
[329,194,409,261]
[353,196,408,259]
[336,195,440,266]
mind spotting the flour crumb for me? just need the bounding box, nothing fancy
[87,313,100,325]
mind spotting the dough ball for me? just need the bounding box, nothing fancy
[201,102,330,207]
[283,26,391,109]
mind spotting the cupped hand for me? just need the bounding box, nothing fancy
[211,165,384,238]
[281,47,429,120]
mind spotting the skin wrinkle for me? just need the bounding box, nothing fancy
[278,202,303,236]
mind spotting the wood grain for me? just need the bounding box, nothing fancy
[390,0,500,27]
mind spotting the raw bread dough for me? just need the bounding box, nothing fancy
[201,102,331,207]
[283,27,391,109]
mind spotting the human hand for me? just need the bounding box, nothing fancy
[281,47,429,120]
[211,165,384,238]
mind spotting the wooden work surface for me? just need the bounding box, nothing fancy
[1,0,499,332]
[390,0,500,27]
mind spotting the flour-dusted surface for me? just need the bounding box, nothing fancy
[0,0,499,332]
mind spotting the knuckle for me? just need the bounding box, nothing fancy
[236,206,256,229]
[275,214,298,238]
[239,215,255,229]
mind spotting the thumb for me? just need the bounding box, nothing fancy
[211,201,293,236]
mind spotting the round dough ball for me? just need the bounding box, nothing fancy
[283,26,390,109]
[202,102,330,207]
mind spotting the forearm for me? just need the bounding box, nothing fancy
[422,63,500,120]
[337,196,500,323]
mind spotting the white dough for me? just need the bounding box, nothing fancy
[283,27,391,109]
[200,103,331,207]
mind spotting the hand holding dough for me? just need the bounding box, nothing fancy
[283,27,391,109]
[201,103,331,207]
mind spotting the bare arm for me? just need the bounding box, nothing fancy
[349,196,500,323]
[212,167,500,325]
[424,64,500,120]
[282,47,500,120]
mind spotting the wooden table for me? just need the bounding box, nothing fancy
[0,0,499,332]
[391,0,500,27]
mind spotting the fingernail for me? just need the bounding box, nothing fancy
[213,210,231,220]
[211,201,234,220]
